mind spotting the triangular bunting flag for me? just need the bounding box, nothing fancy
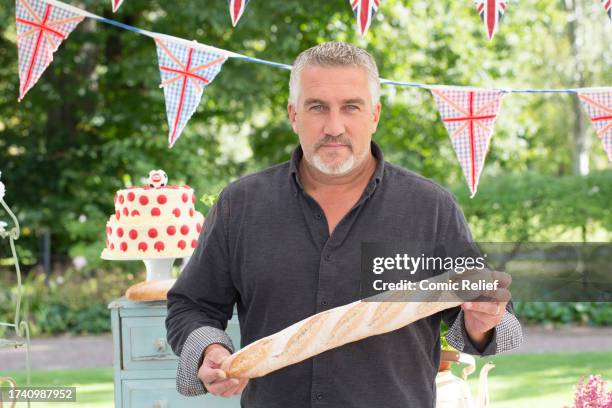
[155,39,227,148]
[349,0,381,36]
[15,0,84,101]
[474,0,507,41]
[228,0,250,27]
[111,0,124,12]
[603,0,611,21]
[431,88,505,198]
[577,89,612,162]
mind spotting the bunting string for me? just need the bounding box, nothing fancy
[13,0,612,196]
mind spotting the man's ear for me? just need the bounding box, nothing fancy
[372,103,382,133]
[287,103,298,134]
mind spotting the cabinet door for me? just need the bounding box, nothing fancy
[123,379,240,408]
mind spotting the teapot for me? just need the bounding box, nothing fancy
[436,350,495,408]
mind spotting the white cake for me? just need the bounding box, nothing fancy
[101,170,204,260]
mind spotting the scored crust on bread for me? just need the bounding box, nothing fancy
[220,270,483,379]
[125,278,176,301]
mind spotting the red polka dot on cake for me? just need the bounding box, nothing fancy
[177,240,186,250]
[120,242,128,252]
[173,208,181,217]
[191,239,197,248]
[182,193,188,203]
[118,195,124,204]
[123,207,129,216]
[154,241,165,252]
[131,210,140,216]
[115,211,120,220]
[129,229,138,240]
[110,243,115,250]
[138,242,147,252]
[127,192,135,202]
[157,195,167,205]
[196,223,201,233]
[139,196,149,205]
[189,208,194,217]
[180,225,189,235]
[151,208,161,216]
[192,195,196,204]
[148,228,158,238]
[117,228,124,238]
[106,227,112,236]
[167,226,176,236]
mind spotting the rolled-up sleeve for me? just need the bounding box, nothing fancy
[166,190,237,396]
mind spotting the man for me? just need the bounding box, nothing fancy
[166,42,522,407]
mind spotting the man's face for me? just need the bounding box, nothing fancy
[288,65,382,176]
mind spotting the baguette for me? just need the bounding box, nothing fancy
[221,271,486,379]
[125,278,176,301]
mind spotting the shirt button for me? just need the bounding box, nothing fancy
[321,300,328,307]
[317,393,323,400]
[325,254,331,262]
[315,213,323,220]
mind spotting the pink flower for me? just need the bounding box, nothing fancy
[572,375,612,408]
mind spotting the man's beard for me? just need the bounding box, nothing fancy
[306,136,369,176]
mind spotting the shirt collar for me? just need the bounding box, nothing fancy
[289,141,385,197]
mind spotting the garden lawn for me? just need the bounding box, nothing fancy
[2,352,611,407]
[460,352,612,408]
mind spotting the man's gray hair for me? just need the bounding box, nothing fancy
[288,42,381,106]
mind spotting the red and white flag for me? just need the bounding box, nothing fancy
[474,0,507,40]
[350,0,381,36]
[603,0,611,21]
[15,0,84,101]
[111,0,124,12]
[228,0,251,27]
[431,87,505,197]
[155,38,228,147]
[577,88,612,162]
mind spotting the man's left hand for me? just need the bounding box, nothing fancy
[461,271,512,349]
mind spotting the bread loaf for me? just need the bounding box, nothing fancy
[221,271,483,379]
[125,278,176,301]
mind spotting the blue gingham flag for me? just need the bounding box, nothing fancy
[111,0,124,12]
[577,89,612,162]
[15,0,84,101]
[155,39,227,147]
[350,0,381,36]
[431,87,505,198]
[229,0,250,27]
[474,0,507,41]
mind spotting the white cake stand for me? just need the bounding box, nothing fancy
[143,258,175,281]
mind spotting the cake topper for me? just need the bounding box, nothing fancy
[148,169,168,188]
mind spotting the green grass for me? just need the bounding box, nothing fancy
[1,368,113,408]
[458,352,612,408]
[2,352,611,407]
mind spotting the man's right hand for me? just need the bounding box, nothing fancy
[198,343,249,397]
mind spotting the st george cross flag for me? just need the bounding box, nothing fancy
[155,39,227,147]
[111,0,124,12]
[15,0,84,101]
[603,0,611,21]
[350,0,381,36]
[431,87,505,197]
[577,89,612,162]
[474,0,507,41]
[228,0,250,27]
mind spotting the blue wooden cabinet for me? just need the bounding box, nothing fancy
[108,298,241,408]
